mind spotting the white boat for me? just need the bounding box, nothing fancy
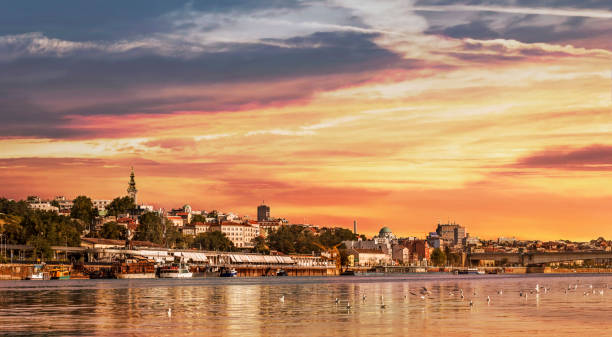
[159,263,193,278]
[220,268,237,277]
[28,271,50,280]
[27,264,50,280]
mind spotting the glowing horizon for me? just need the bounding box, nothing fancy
[1,1,611,241]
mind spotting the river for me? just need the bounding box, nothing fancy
[0,274,610,336]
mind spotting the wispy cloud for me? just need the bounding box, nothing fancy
[512,145,612,171]
[413,5,612,19]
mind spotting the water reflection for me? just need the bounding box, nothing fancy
[0,274,611,336]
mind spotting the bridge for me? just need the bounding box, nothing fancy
[468,251,612,266]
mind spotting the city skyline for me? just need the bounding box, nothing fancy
[2,1,612,241]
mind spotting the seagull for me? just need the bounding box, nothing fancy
[487,296,491,304]
[279,295,285,303]
[403,295,407,300]
[469,300,473,307]
[335,298,340,304]
[497,289,503,295]
[519,291,523,297]
[420,295,425,300]
[167,308,172,318]
[346,302,351,309]
[380,296,386,309]
[363,294,367,301]
[535,284,539,293]
[599,289,604,296]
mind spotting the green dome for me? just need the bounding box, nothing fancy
[379,227,392,235]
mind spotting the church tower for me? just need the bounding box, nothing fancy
[127,167,138,204]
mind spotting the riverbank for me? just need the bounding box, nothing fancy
[3,263,612,280]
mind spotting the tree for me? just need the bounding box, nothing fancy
[99,222,127,240]
[191,231,234,251]
[165,225,189,249]
[71,196,96,224]
[266,225,321,255]
[0,198,30,217]
[318,227,357,247]
[28,236,53,260]
[207,210,218,218]
[0,199,84,260]
[106,196,135,216]
[1,219,25,244]
[252,236,269,254]
[134,212,164,244]
[339,249,350,267]
[190,214,207,224]
[431,248,446,267]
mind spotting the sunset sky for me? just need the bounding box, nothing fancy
[1,1,611,240]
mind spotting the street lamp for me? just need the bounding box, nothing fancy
[0,233,5,259]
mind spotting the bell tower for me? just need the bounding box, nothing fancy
[127,167,138,204]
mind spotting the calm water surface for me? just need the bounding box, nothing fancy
[0,274,611,336]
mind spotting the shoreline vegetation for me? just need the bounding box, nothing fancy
[0,197,358,260]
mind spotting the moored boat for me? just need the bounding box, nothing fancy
[49,266,70,280]
[113,257,156,279]
[27,264,50,280]
[159,263,193,278]
[457,268,483,275]
[220,268,237,277]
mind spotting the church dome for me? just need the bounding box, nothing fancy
[379,227,392,235]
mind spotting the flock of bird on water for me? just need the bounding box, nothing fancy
[166,280,609,317]
[297,280,609,311]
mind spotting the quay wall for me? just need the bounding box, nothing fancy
[234,266,337,277]
[545,267,612,274]
[0,264,33,280]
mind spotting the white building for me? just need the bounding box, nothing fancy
[210,221,260,248]
[166,215,184,227]
[348,248,392,266]
[53,196,73,210]
[93,199,111,213]
[181,222,210,236]
[28,202,59,213]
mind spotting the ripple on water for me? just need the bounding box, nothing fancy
[0,274,611,336]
